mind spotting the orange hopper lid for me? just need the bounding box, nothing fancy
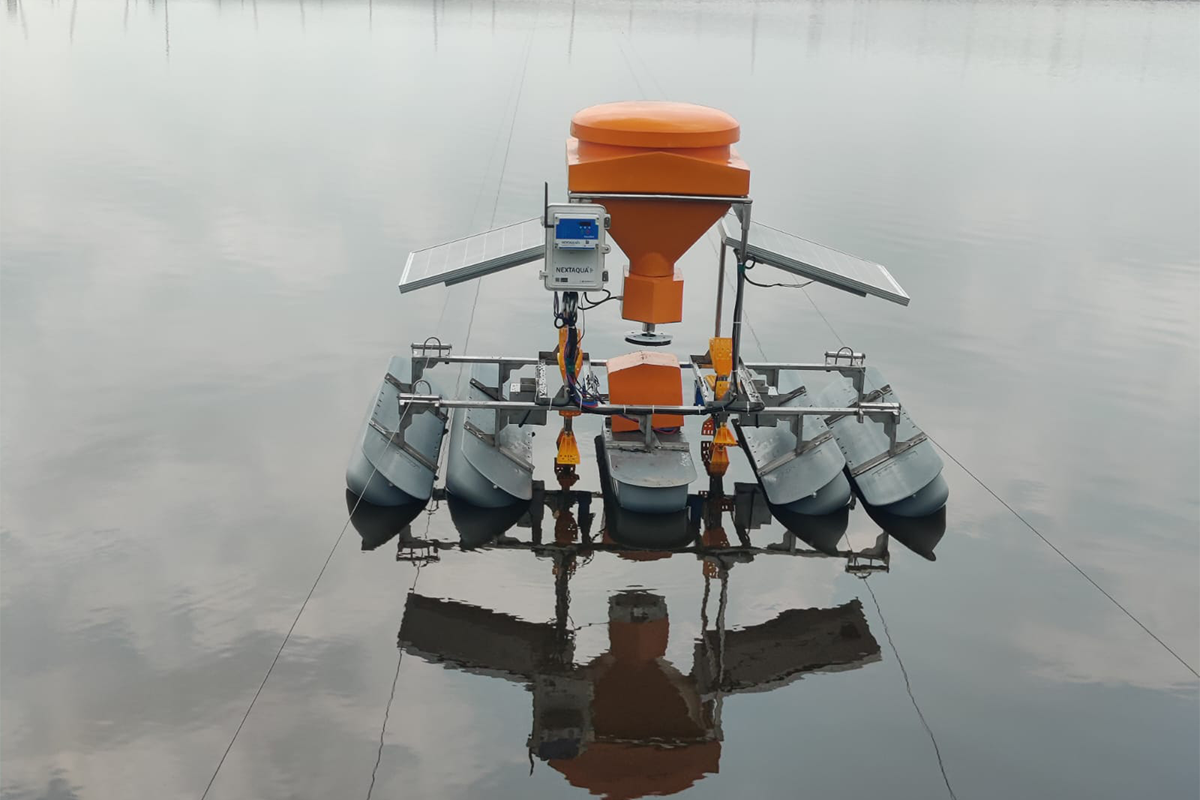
[570,101,740,149]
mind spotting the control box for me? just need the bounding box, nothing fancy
[542,203,610,291]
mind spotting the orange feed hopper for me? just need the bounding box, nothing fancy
[606,351,684,433]
[567,101,751,325]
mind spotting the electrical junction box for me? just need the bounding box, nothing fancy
[542,203,610,291]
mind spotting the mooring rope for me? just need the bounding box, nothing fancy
[200,13,545,796]
[802,286,1198,679]
[927,435,1199,679]
[365,510,433,800]
[201,333,450,796]
[199,477,373,799]
[361,10,542,796]
[837,521,958,800]
[457,7,539,395]
[467,22,537,352]
[865,577,959,799]
[199,339,442,800]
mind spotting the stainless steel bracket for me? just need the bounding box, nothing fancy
[368,418,441,474]
[463,419,535,472]
[384,372,449,427]
[756,429,836,476]
[848,431,929,477]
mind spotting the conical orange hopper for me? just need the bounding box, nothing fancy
[567,101,751,326]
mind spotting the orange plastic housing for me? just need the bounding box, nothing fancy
[606,351,684,433]
[620,267,685,324]
[566,101,751,325]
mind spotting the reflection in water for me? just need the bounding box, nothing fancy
[349,479,950,797]
[866,505,947,562]
[402,589,879,797]
[5,1,1196,797]
[446,493,529,548]
[344,490,427,551]
[399,578,879,798]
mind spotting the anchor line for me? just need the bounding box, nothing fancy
[610,24,647,99]
[804,286,1197,679]
[460,10,537,355]
[703,232,769,361]
[447,17,538,340]
[366,512,433,800]
[836,523,956,800]
[865,578,959,800]
[802,286,846,347]
[199,340,441,799]
[359,10,543,795]
[609,15,668,100]
[927,436,1199,679]
[199,487,367,800]
[459,8,538,372]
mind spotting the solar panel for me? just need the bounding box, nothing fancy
[399,217,545,293]
[719,215,910,306]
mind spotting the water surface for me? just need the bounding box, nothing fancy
[2,1,1198,798]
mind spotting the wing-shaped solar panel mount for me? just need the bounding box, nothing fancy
[400,217,545,293]
[719,215,909,306]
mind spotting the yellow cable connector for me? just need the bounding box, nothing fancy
[704,374,731,399]
[709,336,733,376]
[713,423,737,446]
[555,429,581,466]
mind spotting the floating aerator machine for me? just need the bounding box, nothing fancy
[349,101,947,530]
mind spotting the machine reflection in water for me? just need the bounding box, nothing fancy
[347,478,946,799]
[400,589,878,799]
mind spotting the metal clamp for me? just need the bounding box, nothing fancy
[463,419,535,471]
[368,418,441,474]
[756,429,835,476]
[848,431,929,478]
[383,372,449,426]
[825,347,865,367]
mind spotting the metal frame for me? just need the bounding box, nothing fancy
[738,343,943,482]
[737,348,871,473]
[395,486,890,573]
[398,191,763,395]
[398,189,908,425]
[400,529,888,566]
[406,341,900,423]
[400,343,899,423]
[392,190,913,478]
[392,391,899,420]
[824,380,928,473]
[370,368,448,474]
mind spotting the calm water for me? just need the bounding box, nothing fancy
[2,1,1198,798]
